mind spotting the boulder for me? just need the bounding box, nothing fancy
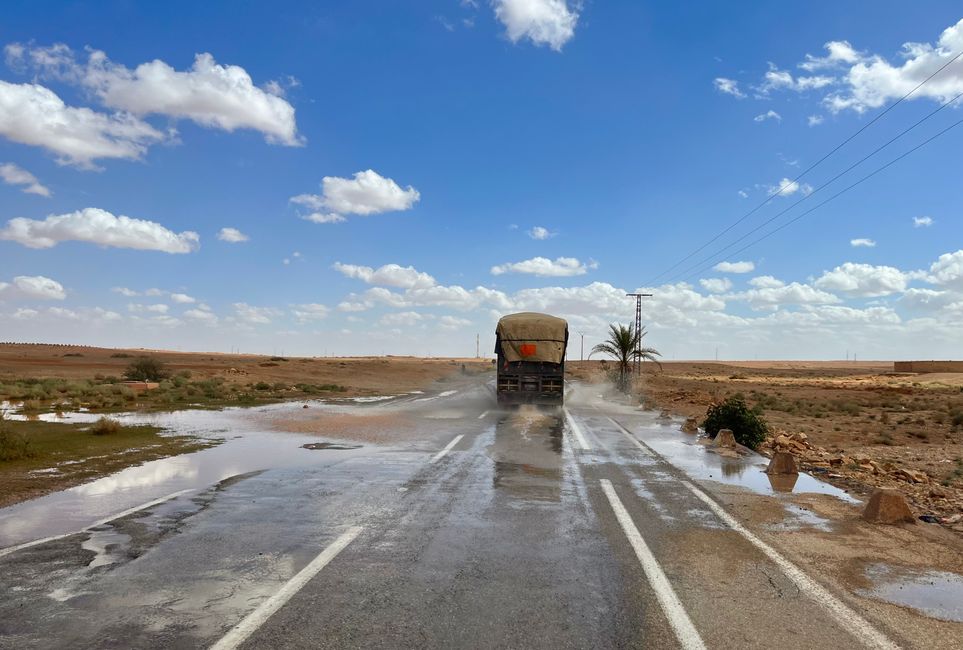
[767,473,799,493]
[681,417,699,434]
[766,452,798,475]
[790,432,808,443]
[862,489,915,524]
[773,434,791,448]
[714,429,737,448]
[895,468,928,484]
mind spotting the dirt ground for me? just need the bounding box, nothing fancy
[0,343,493,397]
[567,360,963,530]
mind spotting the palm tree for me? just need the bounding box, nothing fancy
[591,323,662,390]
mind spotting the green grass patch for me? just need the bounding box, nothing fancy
[0,417,216,508]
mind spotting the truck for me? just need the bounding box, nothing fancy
[494,312,568,407]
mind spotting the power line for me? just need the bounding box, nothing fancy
[680,114,963,282]
[666,90,963,284]
[645,49,963,285]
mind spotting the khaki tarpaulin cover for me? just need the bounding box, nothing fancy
[496,312,568,363]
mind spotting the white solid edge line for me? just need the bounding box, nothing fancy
[478,410,489,419]
[564,408,590,451]
[600,479,706,650]
[681,481,899,650]
[210,526,363,650]
[90,488,194,528]
[607,417,654,456]
[430,434,464,463]
[0,488,194,559]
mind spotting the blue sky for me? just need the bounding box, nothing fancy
[1,1,962,359]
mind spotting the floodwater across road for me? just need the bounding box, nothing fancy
[0,379,959,649]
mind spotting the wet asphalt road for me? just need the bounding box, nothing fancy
[0,381,910,649]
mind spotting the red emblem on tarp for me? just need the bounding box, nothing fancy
[519,344,537,357]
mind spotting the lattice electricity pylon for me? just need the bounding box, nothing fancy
[626,293,653,376]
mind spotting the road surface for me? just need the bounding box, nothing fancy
[0,380,941,648]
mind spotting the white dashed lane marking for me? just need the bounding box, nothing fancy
[430,435,464,463]
[210,526,363,650]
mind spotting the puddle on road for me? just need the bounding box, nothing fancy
[81,526,131,568]
[602,412,857,503]
[301,442,362,451]
[0,400,377,548]
[858,564,963,622]
[764,503,832,532]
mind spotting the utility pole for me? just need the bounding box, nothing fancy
[626,293,653,376]
[476,333,480,358]
[578,331,585,361]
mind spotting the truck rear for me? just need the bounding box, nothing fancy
[494,312,568,406]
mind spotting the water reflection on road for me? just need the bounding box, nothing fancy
[490,407,564,503]
[0,401,373,547]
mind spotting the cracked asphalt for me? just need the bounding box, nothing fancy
[0,381,929,648]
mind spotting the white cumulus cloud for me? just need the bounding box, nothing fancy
[699,277,733,293]
[232,302,281,325]
[0,162,51,196]
[170,293,195,304]
[913,216,933,227]
[301,212,346,224]
[800,40,863,71]
[291,170,419,223]
[926,249,963,290]
[528,226,555,240]
[766,177,813,197]
[380,311,423,327]
[184,308,218,325]
[733,282,841,310]
[333,262,437,289]
[748,275,785,289]
[819,19,963,113]
[6,44,301,146]
[714,77,745,98]
[714,260,755,274]
[850,238,876,248]
[758,65,834,94]
[0,80,164,168]
[0,275,66,300]
[291,303,329,323]
[753,110,782,122]
[493,0,579,51]
[128,303,169,314]
[0,207,199,253]
[491,256,597,277]
[814,262,909,297]
[439,315,472,329]
[217,227,248,243]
